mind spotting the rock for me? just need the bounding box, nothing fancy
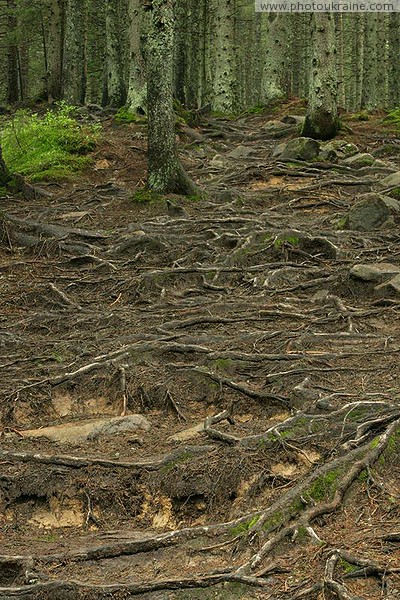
[344,193,400,230]
[320,140,359,160]
[279,137,320,161]
[375,274,400,295]
[168,423,205,442]
[374,171,400,190]
[272,142,287,158]
[342,152,375,167]
[281,114,305,126]
[262,120,295,138]
[21,414,151,444]
[226,145,256,159]
[210,154,226,167]
[350,263,400,282]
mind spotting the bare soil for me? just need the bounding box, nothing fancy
[0,102,400,599]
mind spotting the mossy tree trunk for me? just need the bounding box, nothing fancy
[302,12,339,141]
[146,0,198,195]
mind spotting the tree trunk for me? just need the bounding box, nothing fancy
[63,0,86,104]
[361,14,378,109]
[0,144,10,186]
[47,0,64,101]
[105,0,127,107]
[302,13,339,141]
[210,0,235,113]
[6,0,19,104]
[146,0,198,195]
[260,13,287,103]
[388,13,400,107]
[126,0,147,113]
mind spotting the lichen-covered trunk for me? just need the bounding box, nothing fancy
[302,13,339,141]
[62,0,86,104]
[146,0,197,194]
[343,14,363,111]
[46,0,64,101]
[361,14,378,109]
[126,0,147,113]
[105,0,127,107]
[210,0,235,113]
[260,13,287,102]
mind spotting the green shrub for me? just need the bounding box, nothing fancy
[1,102,100,181]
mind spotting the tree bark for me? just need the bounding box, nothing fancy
[146,0,198,195]
[260,13,287,103]
[302,13,339,141]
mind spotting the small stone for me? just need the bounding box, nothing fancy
[281,114,305,125]
[320,140,359,160]
[350,263,400,282]
[226,145,255,159]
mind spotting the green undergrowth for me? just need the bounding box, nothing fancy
[132,189,163,203]
[1,102,100,181]
[384,107,400,130]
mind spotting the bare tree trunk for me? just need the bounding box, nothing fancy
[302,13,339,141]
[260,13,287,102]
[146,0,198,195]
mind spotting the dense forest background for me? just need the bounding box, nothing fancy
[1,1,400,115]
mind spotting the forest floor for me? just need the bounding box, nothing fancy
[0,101,400,600]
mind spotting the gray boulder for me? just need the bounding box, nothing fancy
[374,171,400,190]
[277,137,320,161]
[342,153,375,167]
[320,140,359,161]
[344,193,400,231]
[350,263,400,282]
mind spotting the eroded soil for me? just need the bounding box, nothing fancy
[0,104,400,599]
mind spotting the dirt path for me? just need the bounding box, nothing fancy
[0,106,400,599]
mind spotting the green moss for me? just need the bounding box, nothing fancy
[274,235,299,250]
[261,512,284,533]
[384,108,400,130]
[340,558,358,574]
[388,187,400,200]
[214,358,233,372]
[336,216,347,230]
[370,436,380,449]
[305,470,340,502]
[358,469,368,482]
[114,107,146,124]
[230,515,260,537]
[161,451,193,473]
[1,102,99,182]
[132,189,163,203]
[348,110,370,122]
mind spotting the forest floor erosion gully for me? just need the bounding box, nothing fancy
[0,103,399,599]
